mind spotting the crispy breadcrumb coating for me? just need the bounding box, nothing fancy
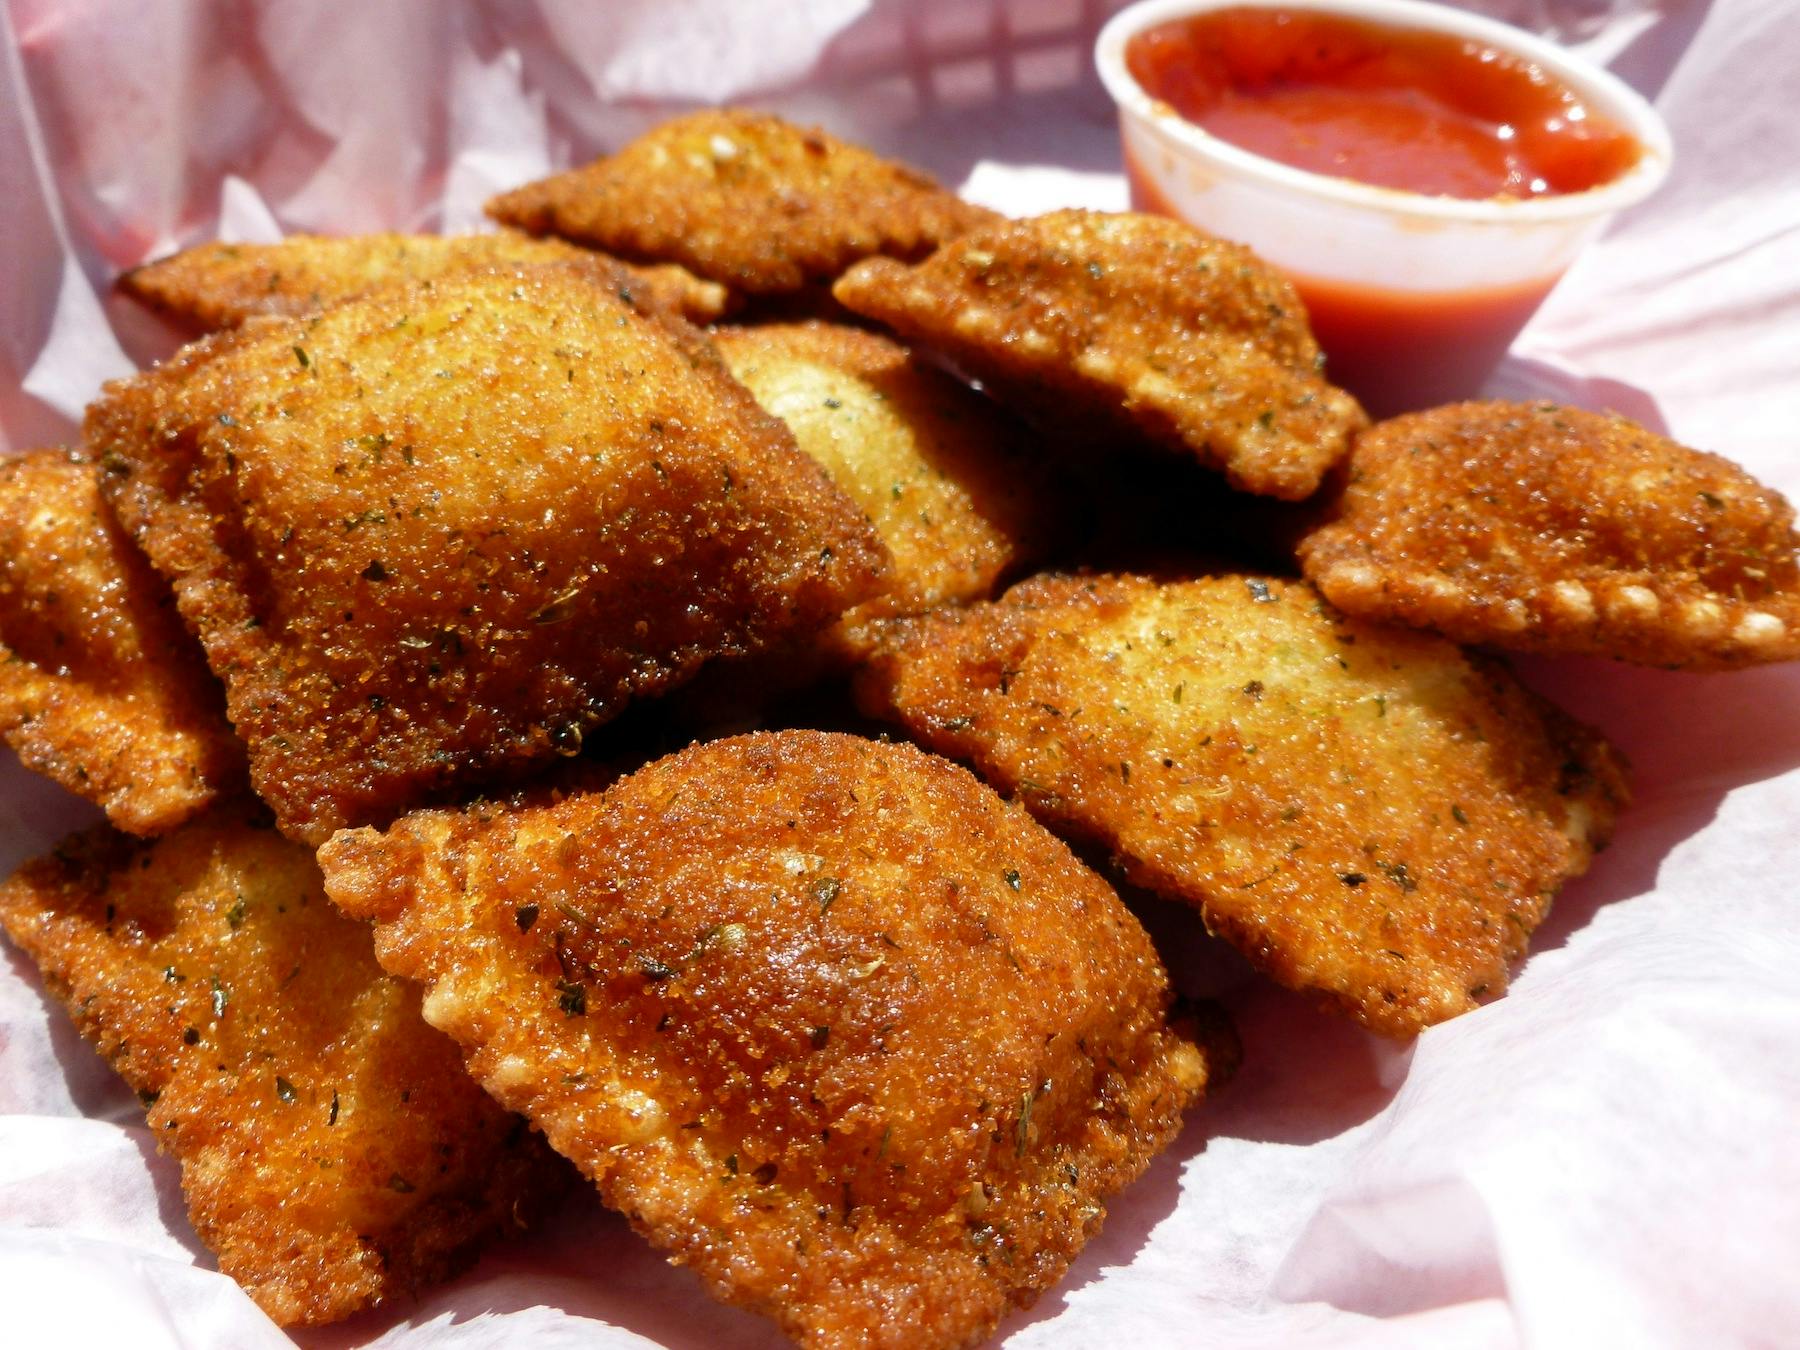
[855,573,1628,1037]
[0,803,572,1325]
[320,730,1220,1350]
[832,210,1365,501]
[487,109,998,295]
[120,230,732,328]
[86,261,887,844]
[713,321,1054,659]
[1299,401,1800,669]
[0,448,241,834]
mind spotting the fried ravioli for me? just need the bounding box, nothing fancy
[713,321,1054,657]
[120,230,733,328]
[1299,401,1800,669]
[87,262,887,844]
[0,448,241,834]
[487,109,998,296]
[855,573,1627,1037]
[0,803,571,1325]
[319,730,1218,1350]
[832,210,1366,501]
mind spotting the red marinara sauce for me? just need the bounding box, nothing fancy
[1124,8,1643,200]
[1126,161,1559,409]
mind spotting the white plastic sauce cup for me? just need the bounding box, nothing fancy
[1095,0,1673,416]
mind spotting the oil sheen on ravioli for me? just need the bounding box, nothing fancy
[320,730,1223,1350]
[88,260,887,843]
[856,572,1628,1036]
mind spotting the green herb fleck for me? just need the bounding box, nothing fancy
[293,345,310,369]
[516,904,539,932]
[1014,1092,1034,1157]
[275,1077,297,1105]
[556,980,588,1016]
[1377,860,1418,893]
[225,894,247,929]
[1003,869,1021,891]
[698,922,747,954]
[388,1173,414,1194]
[328,1090,340,1126]
[814,877,841,912]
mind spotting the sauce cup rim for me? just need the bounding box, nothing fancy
[1095,0,1674,225]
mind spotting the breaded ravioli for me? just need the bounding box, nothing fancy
[0,804,571,1325]
[1299,401,1800,669]
[87,261,887,844]
[319,730,1218,1350]
[832,210,1366,501]
[713,321,1053,657]
[855,574,1627,1037]
[121,230,732,328]
[0,448,241,834]
[487,109,997,296]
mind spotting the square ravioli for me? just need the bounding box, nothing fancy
[833,210,1367,501]
[121,230,732,329]
[487,109,998,295]
[0,803,572,1325]
[856,573,1629,1037]
[320,730,1222,1350]
[712,321,1057,659]
[0,447,241,834]
[1299,401,1800,669]
[87,261,887,843]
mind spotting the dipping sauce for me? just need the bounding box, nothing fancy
[1125,8,1643,200]
[1126,157,1560,410]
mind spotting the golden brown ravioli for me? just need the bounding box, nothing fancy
[713,320,1054,659]
[1299,401,1800,669]
[320,730,1220,1350]
[0,803,572,1325]
[0,447,241,834]
[120,230,733,328]
[855,573,1628,1037]
[833,210,1366,501]
[87,261,887,844]
[488,109,997,295]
